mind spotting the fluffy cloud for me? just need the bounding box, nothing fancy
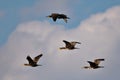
[0,6,120,80]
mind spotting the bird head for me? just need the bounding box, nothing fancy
[24,64,30,66]
[46,15,52,18]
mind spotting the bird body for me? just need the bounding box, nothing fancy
[60,40,81,50]
[24,54,43,67]
[47,13,70,23]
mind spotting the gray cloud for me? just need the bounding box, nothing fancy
[0,6,120,80]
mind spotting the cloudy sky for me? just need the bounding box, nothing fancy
[0,0,120,80]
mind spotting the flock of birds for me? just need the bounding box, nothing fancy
[24,13,105,69]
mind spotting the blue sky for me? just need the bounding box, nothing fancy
[0,0,120,80]
[0,0,120,46]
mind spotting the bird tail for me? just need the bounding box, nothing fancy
[99,66,104,68]
[67,17,70,19]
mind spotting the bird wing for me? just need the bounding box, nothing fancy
[52,13,59,21]
[63,40,72,48]
[59,14,67,18]
[27,56,34,64]
[71,41,81,46]
[59,14,70,19]
[58,14,68,23]
[87,61,97,67]
[94,59,105,65]
[52,17,57,21]
[33,54,43,63]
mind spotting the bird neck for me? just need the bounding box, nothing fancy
[24,64,31,66]
[47,15,52,18]
[59,47,67,50]
[83,66,91,69]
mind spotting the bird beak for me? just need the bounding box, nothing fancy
[59,48,61,50]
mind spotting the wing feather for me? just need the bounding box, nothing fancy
[34,54,43,63]
[63,40,72,48]
[94,59,105,65]
[27,56,34,64]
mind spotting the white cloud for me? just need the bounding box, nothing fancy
[1,6,120,80]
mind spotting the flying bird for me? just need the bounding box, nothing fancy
[47,13,70,23]
[59,40,81,50]
[24,54,43,67]
[83,58,105,69]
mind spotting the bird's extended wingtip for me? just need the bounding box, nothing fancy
[40,54,43,57]
[78,42,81,44]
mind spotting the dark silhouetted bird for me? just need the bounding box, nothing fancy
[24,54,43,67]
[59,40,81,50]
[47,13,70,23]
[83,58,105,69]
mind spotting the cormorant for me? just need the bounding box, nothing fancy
[60,40,81,50]
[47,13,70,23]
[24,54,43,67]
[83,58,105,69]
